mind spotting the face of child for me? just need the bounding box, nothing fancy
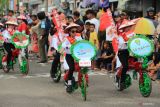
[90,25,95,32]
[148,12,154,17]
[87,13,92,19]
[69,28,77,38]
[104,43,109,49]
[114,17,121,23]
[85,24,90,30]
[31,16,37,21]
[17,19,22,24]
[8,25,15,29]
[8,12,13,17]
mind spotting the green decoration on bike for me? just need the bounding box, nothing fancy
[11,32,30,49]
[139,72,152,97]
[124,74,132,89]
[81,75,87,101]
[20,59,28,74]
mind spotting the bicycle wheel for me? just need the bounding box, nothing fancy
[80,74,87,101]
[0,51,3,69]
[0,45,5,69]
[20,57,29,75]
[53,64,61,83]
[139,72,152,97]
[124,74,132,89]
[2,56,10,73]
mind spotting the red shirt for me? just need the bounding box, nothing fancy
[18,22,29,34]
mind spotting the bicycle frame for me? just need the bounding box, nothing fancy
[2,47,28,74]
[63,62,89,85]
[116,58,144,83]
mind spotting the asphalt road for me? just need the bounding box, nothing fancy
[0,58,160,107]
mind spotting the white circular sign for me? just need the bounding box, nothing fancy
[128,37,153,57]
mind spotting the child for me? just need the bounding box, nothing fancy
[147,52,160,81]
[89,23,99,70]
[83,22,90,40]
[89,23,99,49]
[2,19,18,67]
[96,41,114,71]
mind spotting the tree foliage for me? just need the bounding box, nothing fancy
[0,0,9,14]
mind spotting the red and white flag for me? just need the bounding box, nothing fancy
[99,9,117,41]
[99,8,115,31]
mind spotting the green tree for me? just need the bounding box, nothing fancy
[0,0,9,14]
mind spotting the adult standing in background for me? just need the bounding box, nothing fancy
[85,10,99,34]
[73,11,84,32]
[35,11,48,63]
[156,11,160,24]
[61,2,72,16]
[145,7,156,20]
[30,15,39,54]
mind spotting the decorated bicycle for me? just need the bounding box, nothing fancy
[69,40,97,101]
[115,34,153,97]
[2,32,30,74]
[0,33,5,69]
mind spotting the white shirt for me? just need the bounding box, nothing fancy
[86,18,100,33]
[51,32,69,51]
[62,36,82,54]
[51,35,59,51]
[2,30,11,43]
[117,36,127,50]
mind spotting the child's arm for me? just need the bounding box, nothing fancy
[103,54,114,59]
[147,63,157,71]
[59,48,64,55]
[94,39,96,44]
[155,63,160,70]
[147,66,157,71]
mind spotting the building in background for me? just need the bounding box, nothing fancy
[123,0,160,18]
[5,0,160,15]
[29,0,61,14]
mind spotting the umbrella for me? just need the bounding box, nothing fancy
[134,18,156,35]
[11,32,30,48]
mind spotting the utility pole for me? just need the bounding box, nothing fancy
[45,0,48,12]
[17,0,20,12]
[74,0,76,9]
